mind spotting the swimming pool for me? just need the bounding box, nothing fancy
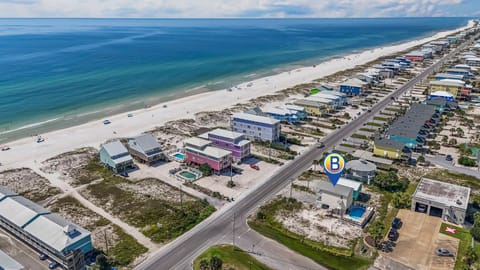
[179,171,196,180]
[174,153,185,160]
[349,207,366,220]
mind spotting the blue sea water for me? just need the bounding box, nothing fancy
[0,17,471,142]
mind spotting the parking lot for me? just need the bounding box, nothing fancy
[0,228,49,269]
[383,210,459,270]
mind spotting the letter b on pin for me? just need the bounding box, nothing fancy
[323,153,345,186]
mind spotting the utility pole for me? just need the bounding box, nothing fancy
[103,228,109,256]
[232,212,236,249]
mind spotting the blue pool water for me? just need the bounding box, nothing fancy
[349,207,366,220]
[174,153,186,160]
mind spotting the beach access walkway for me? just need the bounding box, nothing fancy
[29,166,159,251]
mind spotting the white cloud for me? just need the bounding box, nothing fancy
[0,0,471,18]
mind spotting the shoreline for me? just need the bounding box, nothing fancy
[0,20,474,168]
[0,20,470,143]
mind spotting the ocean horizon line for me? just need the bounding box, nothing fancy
[0,17,471,144]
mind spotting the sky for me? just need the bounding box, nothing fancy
[0,0,478,18]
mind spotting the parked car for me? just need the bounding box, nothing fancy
[436,248,454,257]
[388,228,399,241]
[445,155,453,161]
[1,146,10,151]
[392,218,402,229]
[417,204,427,213]
[103,119,111,125]
[39,253,48,260]
[49,261,59,269]
[250,164,259,170]
[316,142,325,148]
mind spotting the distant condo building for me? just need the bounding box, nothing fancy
[199,128,251,162]
[339,78,367,96]
[231,112,281,142]
[0,186,92,270]
[184,137,232,173]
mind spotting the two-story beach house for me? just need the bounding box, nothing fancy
[199,128,251,163]
[184,137,232,173]
[127,134,163,165]
[99,140,134,173]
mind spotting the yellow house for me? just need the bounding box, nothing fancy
[373,139,405,159]
[293,99,326,116]
[429,80,465,97]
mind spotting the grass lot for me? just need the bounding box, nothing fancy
[49,196,146,266]
[351,134,369,140]
[425,169,480,190]
[359,128,378,133]
[439,223,480,270]
[249,197,371,270]
[110,225,149,266]
[373,116,389,122]
[366,122,382,127]
[84,164,215,243]
[193,245,272,270]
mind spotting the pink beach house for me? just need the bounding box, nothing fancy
[184,137,232,173]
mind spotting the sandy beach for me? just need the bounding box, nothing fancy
[0,20,474,169]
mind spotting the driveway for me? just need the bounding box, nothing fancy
[380,210,458,270]
[425,155,480,178]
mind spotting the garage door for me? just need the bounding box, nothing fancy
[429,206,443,218]
[415,202,428,213]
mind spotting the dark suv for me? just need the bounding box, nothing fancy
[392,218,402,229]
[388,228,399,241]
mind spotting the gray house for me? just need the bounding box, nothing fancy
[317,181,353,214]
[99,140,134,173]
[127,134,163,165]
[345,159,377,184]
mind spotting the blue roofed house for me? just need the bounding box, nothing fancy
[263,107,299,123]
[284,104,307,119]
[127,134,164,165]
[100,140,134,173]
[339,78,367,96]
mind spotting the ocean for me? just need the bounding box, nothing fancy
[0,17,471,143]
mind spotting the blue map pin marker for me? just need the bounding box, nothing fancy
[323,153,345,186]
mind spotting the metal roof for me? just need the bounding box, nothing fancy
[340,78,365,88]
[0,250,24,270]
[337,178,362,191]
[232,112,280,125]
[430,80,465,87]
[205,128,244,141]
[0,186,17,201]
[101,140,129,157]
[129,134,161,154]
[0,186,91,255]
[23,213,91,254]
[413,178,470,210]
[317,180,352,198]
[293,99,327,108]
[184,137,211,148]
[0,196,49,228]
[435,73,464,80]
[346,159,377,172]
[374,138,405,151]
[386,104,436,140]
